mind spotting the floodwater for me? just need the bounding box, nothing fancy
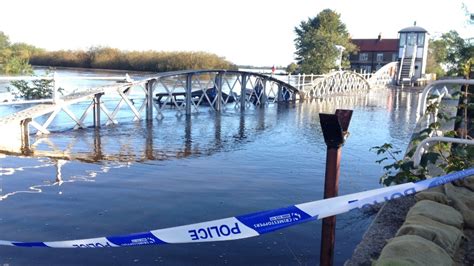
[0,68,421,265]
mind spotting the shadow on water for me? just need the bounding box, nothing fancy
[0,88,421,265]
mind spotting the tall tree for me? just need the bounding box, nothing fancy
[426,39,448,77]
[294,9,356,74]
[427,30,473,78]
[0,31,34,75]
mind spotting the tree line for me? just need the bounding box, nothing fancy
[0,31,236,75]
[30,48,237,72]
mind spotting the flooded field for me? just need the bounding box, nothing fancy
[0,69,421,264]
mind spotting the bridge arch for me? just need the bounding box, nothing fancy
[301,71,370,99]
[141,69,300,118]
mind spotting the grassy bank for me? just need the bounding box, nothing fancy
[29,47,237,73]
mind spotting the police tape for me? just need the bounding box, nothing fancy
[2,168,473,248]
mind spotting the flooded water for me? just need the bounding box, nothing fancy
[0,69,421,265]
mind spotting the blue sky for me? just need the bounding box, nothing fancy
[1,0,472,66]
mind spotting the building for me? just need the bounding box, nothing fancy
[349,34,398,73]
[397,25,428,85]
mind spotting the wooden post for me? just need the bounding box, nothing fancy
[319,109,353,266]
[146,80,154,120]
[185,74,192,115]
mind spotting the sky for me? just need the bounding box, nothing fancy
[1,0,472,67]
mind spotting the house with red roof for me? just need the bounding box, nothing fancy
[349,34,398,73]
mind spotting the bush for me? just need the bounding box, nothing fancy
[30,47,237,72]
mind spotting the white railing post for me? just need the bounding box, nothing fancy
[297,73,301,91]
[302,73,306,90]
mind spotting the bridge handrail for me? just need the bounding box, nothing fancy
[419,79,474,116]
[413,136,474,167]
[319,70,371,89]
[140,69,299,94]
[298,70,370,99]
[367,61,398,87]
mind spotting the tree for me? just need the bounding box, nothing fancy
[0,31,10,50]
[286,62,298,74]
[426,39,447,77]
[0,31,35,75]
[294,9,356,74]
[426,30,474,78]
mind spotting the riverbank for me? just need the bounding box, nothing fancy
[346,82,474,265]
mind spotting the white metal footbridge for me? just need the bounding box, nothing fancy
[0,63,398,156]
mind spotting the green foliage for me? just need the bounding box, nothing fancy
[0,31,10,50]
[29,47,237,72]
[370,144,430,186]
[0,31,36,75]
[426,30,474,78]
[0,30,235,73]
[286,62,298,74]
[10,79,53,99]
[1,57,32,75]
[372,98,474,185]
[294,9,357,74]
[426,39,447,77]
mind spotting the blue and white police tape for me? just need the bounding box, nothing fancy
[2,168,473,248]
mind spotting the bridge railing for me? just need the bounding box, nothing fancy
[274,73,324,91]
[143,70,299,118]
[297,71,370,99]
[367,62,398,87]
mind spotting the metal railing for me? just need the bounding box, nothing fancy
[413,136,474,167]
[397,45,406,83]
[418,79,474,116]
[301,71,370,99]
[367,62,398,87]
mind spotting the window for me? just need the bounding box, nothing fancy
[417,33,425,46]
[407,33,416,46]
[392,53,398,61]
[359,53,368,61]
[400,33,406,46]
[376,53,384,62]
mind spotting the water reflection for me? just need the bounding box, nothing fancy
[0,88,420,164]
[0,158,132,201]
[2,111,271,163]
[0,87,423,265]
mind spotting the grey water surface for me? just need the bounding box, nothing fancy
[0,69,420,265]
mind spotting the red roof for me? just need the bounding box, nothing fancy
[351,39,398,52]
